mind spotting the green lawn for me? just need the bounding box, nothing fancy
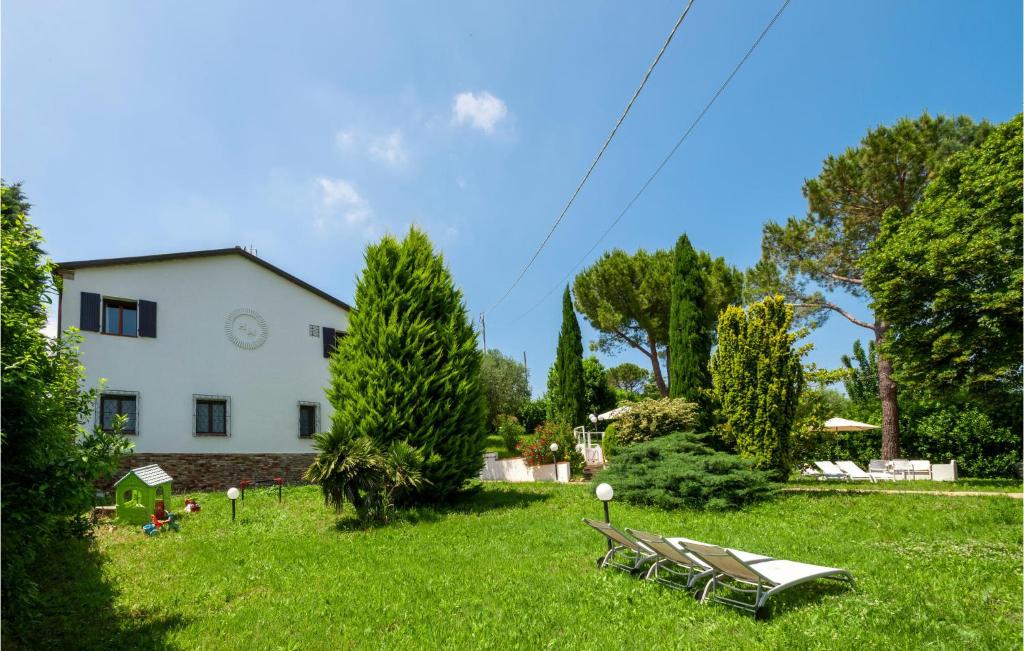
[24,482,1023,650]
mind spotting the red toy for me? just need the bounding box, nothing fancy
[183,497,201,513]
[142,512,180,535]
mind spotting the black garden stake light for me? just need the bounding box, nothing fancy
[550,442,559,483]
[274,477,284,503]
[595,483,614,550]
[227,487,240,522]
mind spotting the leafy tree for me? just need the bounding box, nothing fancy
[903,406,1020,478]
[325,227,485,500]
[606,362,650,395]
[747,113,991,459]
[841,340,879,408]
[864,115,1023,425]
[582,356,616,417]
[1,182,132,634]
[668,234,710,411]
[791,364,854,466]
[710,296,803,480]
[574,246,741,396]
[479,349,531,428]
[546,287,587,427]
[595,432,776,511]
[305,432,425,525]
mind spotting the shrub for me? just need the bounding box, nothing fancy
[495,414,526,457]
[517,398,547,434]
[615,398,699,446]
[595,431,776,511]
[601,424,618,460]
[905,407,1020,478]
[518,421,585,479]
[305,429,426,525]
[1,183,132,635]
[326,228,485,500]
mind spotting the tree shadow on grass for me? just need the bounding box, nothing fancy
[3,536,185,650]
[331,485,552,531]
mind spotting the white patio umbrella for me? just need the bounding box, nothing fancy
[820,417,880,432]
[594,405,632,422]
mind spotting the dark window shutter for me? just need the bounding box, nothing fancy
[138,300,157,337]
[80,292,100,331]
[322,327,336,358]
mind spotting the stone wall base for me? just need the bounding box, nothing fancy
[111,453,317,492]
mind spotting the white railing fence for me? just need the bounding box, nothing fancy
[573,426,605,466]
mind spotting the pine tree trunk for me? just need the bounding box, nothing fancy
[875,322,901,459]
[648,334,668,397]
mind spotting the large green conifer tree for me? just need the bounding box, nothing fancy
[668,234,710,404]
[547,286,587,427]
[326,227,485,500]
[709,296,803,480]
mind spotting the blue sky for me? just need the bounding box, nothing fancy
[4,1,1021,395]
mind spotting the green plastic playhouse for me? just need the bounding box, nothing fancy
[115,464,173,524]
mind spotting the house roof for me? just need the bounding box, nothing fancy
[56,247,352,311]
[115,464,173,487]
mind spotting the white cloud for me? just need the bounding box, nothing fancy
[452,91,508,134]
[314,177,370,230]
[368,130,408,165]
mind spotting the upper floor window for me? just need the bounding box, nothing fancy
[103,299,137,336]
[100,392,138,435]
[194,395,230,436]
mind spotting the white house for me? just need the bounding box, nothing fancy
[56,247,350,490]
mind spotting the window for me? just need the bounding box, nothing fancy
[194,395,230,436]
[103,298,137,336]
[298,402,320,438]
[100,392,138,435]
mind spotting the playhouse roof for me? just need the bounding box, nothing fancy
[115,464,173,487]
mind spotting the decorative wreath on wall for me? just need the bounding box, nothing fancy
[224,308,268,349]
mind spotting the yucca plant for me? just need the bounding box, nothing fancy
[305,427,426,524]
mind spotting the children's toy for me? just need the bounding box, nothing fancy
[183,498,201,513]
[114,464,173,525]
[142,512,180,536]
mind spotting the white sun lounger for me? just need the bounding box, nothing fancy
[680,541,854,619]
[836,460,879,482]
[582,518,655,573]
[868,460,895,480]
[623,530,715,590]
[813,461,848,480]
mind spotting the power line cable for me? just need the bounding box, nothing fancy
[508,0,792,326]
[485,0,697,314]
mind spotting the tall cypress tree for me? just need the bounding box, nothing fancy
[326,227,485,500]
[547,286,587,427]
[668,234,710,403]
